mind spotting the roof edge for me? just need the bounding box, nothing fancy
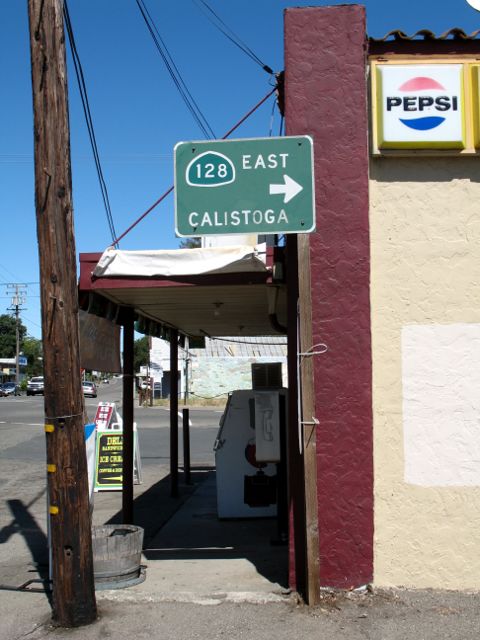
[370,28,480,42]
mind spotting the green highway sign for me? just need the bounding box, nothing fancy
[174,136,315,237]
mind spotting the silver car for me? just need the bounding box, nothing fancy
[82,381,97,398]
[1,382,20,396]
[27,376,44,396]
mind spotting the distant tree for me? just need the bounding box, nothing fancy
[0,314,27,358]
[179,237,201,249]
[22,336,43,377]
[134,336,150,373]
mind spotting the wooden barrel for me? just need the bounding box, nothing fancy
[92,524,145,590]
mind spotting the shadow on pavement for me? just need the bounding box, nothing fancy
[105,468,210,547]
[105,468,288,590]
[0,490,52,604]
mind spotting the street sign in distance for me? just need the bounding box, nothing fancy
[174,136,315,237]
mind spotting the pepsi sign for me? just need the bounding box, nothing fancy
[376,64,465,149]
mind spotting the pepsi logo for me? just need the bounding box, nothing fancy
[466,0,480,11]
[386,76,458,131]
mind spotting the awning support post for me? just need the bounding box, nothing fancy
[122,307,135,524]
[183,408,191,485]
[286,235,308,595]
[170,329,179,498]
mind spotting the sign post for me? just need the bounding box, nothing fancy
[174,136,315,237]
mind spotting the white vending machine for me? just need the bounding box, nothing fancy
[214,389,285,518]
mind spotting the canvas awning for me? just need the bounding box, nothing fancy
[93,244,268,278]
[79,244,287,339]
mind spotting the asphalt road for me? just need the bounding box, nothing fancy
[0,380,223,592]
[0,377,222,468]
[0,377,221,582]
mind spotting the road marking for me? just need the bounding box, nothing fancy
[177,411,193,426]
[10,422,44,427]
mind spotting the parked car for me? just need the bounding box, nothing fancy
[82,381,97,398]
[1,382,21,396]
[27,376,44,396]
[0,384,7,397]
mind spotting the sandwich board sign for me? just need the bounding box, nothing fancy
[174,136,315,237]
[93,402,142,491]
[85,422,96,500]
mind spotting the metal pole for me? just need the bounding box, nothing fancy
[183,408,191,485]
[122,308,135,524]
[170,329,179,497]
[276,393,288,543]
[184,336,189,405]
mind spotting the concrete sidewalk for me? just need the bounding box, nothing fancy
[2,467,480,639]
[107,470,289,605]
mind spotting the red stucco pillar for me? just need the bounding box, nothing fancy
[285,5,373,588]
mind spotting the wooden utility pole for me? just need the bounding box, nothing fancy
[27,0,97,627]
[7,284,27,389]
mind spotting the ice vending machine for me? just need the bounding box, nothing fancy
[214,389,286,518]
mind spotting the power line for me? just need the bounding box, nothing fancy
[0,295,40,299]
[0,153,173,164]
[63,1,118,247]
[268,97,277,136]
[21,314,43,332]
[111,86,276,246]
[0,262,23,284]
[135,0,216,139]
[193,0,274,75]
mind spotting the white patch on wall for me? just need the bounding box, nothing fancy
[402,323,480,486]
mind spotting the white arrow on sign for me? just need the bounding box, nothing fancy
[269,174,303,204]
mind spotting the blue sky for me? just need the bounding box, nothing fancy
[1,0,479,339]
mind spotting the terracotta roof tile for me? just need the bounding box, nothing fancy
[370,28,480,42]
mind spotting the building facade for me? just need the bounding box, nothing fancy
[285,4,480,590]
[149,336,287,401]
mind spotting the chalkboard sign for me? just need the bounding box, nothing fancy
[95,432,124,489]
[94,429,141,491]
[92,402,142,491]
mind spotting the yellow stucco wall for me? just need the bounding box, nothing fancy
[370,157,480,589]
